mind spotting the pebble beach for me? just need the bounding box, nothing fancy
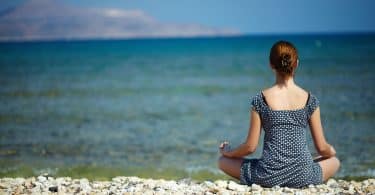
[1,175,374,195]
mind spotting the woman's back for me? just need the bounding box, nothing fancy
[262,85,309,111]
[242,88,322,187]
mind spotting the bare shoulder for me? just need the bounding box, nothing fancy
[261,86,278,96]
[294,85,309,98]
[262,85,310,110]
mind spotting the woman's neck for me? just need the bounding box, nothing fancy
[275,74,295,88]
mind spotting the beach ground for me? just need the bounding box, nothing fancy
[0,175,374,194]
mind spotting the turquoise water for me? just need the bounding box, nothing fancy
[0,34,374,180]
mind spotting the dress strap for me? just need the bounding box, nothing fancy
[260,92,269,107]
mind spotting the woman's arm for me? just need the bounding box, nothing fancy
[220,109,262,158]
[309,107,336,157]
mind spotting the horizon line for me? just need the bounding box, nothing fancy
[1,31,374,43]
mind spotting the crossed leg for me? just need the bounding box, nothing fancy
[314,156,340,182]
[217,155,244,180]
[219,155,340,182]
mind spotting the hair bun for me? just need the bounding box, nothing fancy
[269,41,298,77]
[281,54,292,67]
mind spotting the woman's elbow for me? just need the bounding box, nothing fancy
[245,145,257,154]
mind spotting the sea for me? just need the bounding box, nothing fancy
[0,34,374,180]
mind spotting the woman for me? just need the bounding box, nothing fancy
[218,41,340,187]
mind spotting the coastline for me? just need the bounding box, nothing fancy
[1,175,374,194]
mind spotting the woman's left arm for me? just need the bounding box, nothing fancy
[220,109,262,158]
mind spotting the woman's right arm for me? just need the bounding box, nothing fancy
[309,107,336,157]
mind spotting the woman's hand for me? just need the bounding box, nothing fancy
[329,145,336,156]
[321,144,336,158]
[219,141,232,157]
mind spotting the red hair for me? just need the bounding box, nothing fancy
[269,41,298,77]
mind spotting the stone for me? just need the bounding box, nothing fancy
[251,183,262,191]
[348,185,355,194]
[37,176,47,183]
[295,191,305,195]
[252,191,262,195]
[215,180,228,189]
[92,182,101,189]
[112,177,124,183]
[48,186,58,192]
[125,186,137,192]
[202,181,219,193]
[310,187,317,193]
[205,191,214,195]
[164,180,178,191]
[217,189,231,195]
[24,179,36,189]
[30,185,42,194]
[0,183,8,189]
[202,181,215,188]
[283,187,294,193]
[365,185,375,193]
[14,177,25,185]
[272,185,281,190]
[227,180,246,192]
[326,178,339,188]
[1,176,375,194]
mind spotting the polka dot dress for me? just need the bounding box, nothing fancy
[240,92,323,188]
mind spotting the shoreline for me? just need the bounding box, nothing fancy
[1,175,374,194]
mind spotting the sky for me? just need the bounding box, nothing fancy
[0,0,374,40]
[48,0,375,33]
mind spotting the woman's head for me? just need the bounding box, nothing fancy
[269,41,298,77]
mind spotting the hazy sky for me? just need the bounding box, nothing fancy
[1,0,375,34]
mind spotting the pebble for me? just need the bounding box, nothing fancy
[37,176,47,182]
[283,187,293,193]
[251,183,262,191]
[48,186,58,192]
[326,178,339,188]
[0,175,374,194]
[309,187,317,193]
[227,180,246,192]
[365,185,375,193]
[215,180,228,188]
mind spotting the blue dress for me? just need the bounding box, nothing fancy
[240,92,323,188]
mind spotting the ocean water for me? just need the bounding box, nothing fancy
[0,34,374,180]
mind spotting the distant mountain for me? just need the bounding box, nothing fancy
[0,0,240,41]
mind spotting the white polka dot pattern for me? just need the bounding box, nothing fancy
[240,92,323,188]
